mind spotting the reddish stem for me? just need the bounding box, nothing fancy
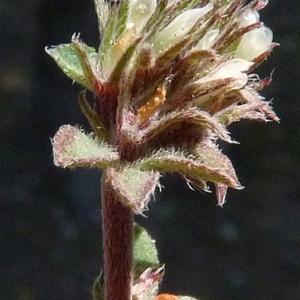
[101,172,134,300]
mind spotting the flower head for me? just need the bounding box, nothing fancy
[48,0,278,209]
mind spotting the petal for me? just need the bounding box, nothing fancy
[235,26,273,61]
[200,59,253,82]
[238,8,260,28]
[128,0,156,31]
[195,29,219,50]
[151,4,213,56]
[191,59,253,109]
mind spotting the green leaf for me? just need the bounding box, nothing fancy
[52,125,119,169]
[46,42,96,90]
[133,223,160,277]
[106,167,160,214]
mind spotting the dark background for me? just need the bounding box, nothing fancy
[1,1,299,299]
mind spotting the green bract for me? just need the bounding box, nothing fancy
[46,39,97,90]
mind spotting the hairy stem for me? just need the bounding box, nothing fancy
[101,172,134,300]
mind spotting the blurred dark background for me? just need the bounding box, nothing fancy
[1,1,299,299]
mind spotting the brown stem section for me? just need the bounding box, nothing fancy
[101,172,134,300]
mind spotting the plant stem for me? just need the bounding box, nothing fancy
[101,172,134,300]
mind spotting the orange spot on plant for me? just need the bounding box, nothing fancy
[154,294,179,300]
[137,84,166,124]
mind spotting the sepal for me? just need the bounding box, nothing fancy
[121,107,232,144]
[215,183,228,207]
[217,88,279,125]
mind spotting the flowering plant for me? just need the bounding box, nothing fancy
[46,0,278,299]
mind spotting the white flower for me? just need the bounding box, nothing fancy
[199,58,253,82]
[238,8,260,28]
[192,59,253,107]
[235,8,273,61]
[101,0,156,79]
[195,29,219,50]
[127,0,156,32]
[151,4,213,56]
[235,26,273,61]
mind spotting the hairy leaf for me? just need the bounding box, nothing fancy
[52,125,119,168]
[139,146,242,191]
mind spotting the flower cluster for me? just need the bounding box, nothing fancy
[48,0,278,212]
